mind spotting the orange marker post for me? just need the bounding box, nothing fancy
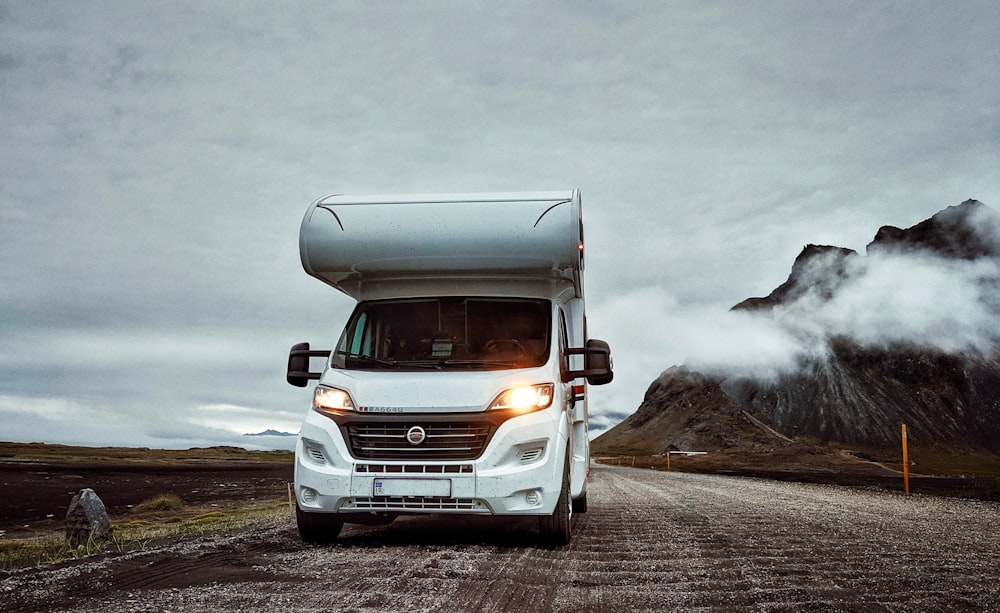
[901,424,910,495]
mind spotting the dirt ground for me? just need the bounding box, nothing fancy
[3,464,1000,612]
[3,441,996,540]
[0,452,292,539]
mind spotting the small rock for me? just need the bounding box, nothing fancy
[65,488,112,545]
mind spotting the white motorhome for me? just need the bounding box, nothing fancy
[286,190,612,545]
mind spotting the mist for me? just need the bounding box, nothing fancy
[586,216,1000,433]
[779,250,1000,356]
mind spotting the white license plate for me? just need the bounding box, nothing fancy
[373,478,451,497]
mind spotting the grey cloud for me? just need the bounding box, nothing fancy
[2,1,999,446]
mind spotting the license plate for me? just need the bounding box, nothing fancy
[373,478,451,497]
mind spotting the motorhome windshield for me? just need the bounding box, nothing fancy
[333,297,551,370]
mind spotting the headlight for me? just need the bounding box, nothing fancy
[312,385,355,415]
[488,383,554,412]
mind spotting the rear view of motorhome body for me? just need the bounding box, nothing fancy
[286,190,613,545]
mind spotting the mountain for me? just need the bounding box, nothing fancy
[731,244,858,312]
[594,199,1000,456]
[722,341,1000,452]
[868,199,999,259]
[591,366,792,456]
[244,429,296,437]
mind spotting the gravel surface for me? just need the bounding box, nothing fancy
[3,464,999,612]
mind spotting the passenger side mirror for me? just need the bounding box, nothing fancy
[584,339,613,385]
[286,342,330,387]
[562,338,614,386]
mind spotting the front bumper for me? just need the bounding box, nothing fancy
[294,406,566,517]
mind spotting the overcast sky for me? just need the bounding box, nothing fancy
[2,1,998,449]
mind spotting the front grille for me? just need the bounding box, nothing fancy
[345,497,487,512]
[356,463,473,474]
[345,421,496,460]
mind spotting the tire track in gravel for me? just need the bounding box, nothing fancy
[609,467,1000,611]
[4,465,1000,612]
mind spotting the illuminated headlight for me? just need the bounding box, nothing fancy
[488,383,554,412]
[312,385,355,415]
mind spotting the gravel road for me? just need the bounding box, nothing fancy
[4,464,999,612]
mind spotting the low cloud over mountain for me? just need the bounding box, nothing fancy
[595,200,1000,454]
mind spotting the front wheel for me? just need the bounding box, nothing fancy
[296,506,344,543]
[538,461,572,546]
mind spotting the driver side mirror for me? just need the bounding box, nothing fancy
[286,342,331,387]
[562,338,614,385]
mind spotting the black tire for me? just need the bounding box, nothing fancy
[572,491,588,513]
[538,460,572,546]
[296,506,344,543]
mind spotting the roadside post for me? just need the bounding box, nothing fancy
[901,424,910,495]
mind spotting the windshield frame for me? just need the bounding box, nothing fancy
[331,296,553,372]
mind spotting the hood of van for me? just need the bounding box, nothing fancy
[319,367,554,414]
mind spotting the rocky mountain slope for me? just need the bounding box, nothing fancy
[594,200,1000,456]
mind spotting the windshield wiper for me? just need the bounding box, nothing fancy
[388,359,445,369]
[337,352,446,369]
[335,351,400,368]
[383,358,514,369]
[335,352,517,370]
[437,359,520,368]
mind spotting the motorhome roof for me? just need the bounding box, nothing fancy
[299,190,585,301]
[316,191,575,206]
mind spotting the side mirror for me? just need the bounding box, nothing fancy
[584,339,613,385]
[562,338,614,385]
[286,342,330,387]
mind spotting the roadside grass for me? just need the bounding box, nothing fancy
[0,495,292,572]
[906,447,1000,477]
[132,493,185,513]
[0,441,292,465]
[596,448,1000,502]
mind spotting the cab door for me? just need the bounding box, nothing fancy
[559,308,589,502]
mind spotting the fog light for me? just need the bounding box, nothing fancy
[300,487,318,503]
[525,489,541,506]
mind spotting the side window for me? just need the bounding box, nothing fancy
[559,310,569,352]
[559,309,571,375]
[338,311,369,358]
[350,312,368,354]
